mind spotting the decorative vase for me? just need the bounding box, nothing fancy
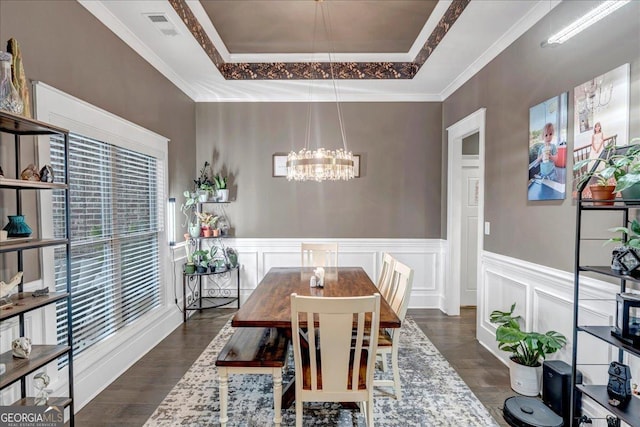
[189,224,200,238]
[0,51,24,114]
[508,358,542,396]
[3,215,32,238]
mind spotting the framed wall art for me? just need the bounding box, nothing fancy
[272,153,288,177]
[573,63,630,199]
[527,92,568,201]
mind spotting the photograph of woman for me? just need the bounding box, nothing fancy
[589,122,605,162]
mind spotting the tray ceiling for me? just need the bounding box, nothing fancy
[78,0,558,102]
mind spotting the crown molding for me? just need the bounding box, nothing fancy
[439,0,561,100]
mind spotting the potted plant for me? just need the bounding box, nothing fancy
[225,247,238,268]
[183,238,196,274]
[214,174,229,202]
[194,161,214,202]
[196,212,219,237]
[489,303,567,396]
[607,218,640,274]
[181,191,200,237]
[574,138,640,205]
[193,249,211,273]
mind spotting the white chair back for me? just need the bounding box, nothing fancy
[376,252,396,301]
[387,260,414,321]
[291,293,380,426]
[301,242,338,267]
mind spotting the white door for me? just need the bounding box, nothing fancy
[460,156,479,306]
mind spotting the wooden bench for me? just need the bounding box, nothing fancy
[215,327,290,426]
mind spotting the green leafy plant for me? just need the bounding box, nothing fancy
[193,249,211,268]
[607,218,640,250]
[489,303,567,367]
[213,174,227,190]
[573,138,640,191]
[180,190,199,227]
[194,161,213,192]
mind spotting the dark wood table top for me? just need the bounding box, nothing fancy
[232,266,401,329]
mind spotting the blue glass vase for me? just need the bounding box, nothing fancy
[3,215,32,238]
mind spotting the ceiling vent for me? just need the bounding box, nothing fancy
[143,13,180,37]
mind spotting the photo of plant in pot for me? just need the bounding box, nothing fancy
[489,303,567,396]
[607,218,640,274]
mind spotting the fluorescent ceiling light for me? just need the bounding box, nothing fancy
[544,0,630,46]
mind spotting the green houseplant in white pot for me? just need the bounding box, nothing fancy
[489,303,567,396]
[214,174,228,202]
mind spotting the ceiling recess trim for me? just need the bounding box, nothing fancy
[168,0,470,80]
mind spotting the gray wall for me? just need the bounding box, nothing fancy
[443,1,640,271]
[196,102,442,238]
[0,0,196,209]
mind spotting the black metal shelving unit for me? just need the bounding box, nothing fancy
[572,194,640,427]
[0,111,74,425]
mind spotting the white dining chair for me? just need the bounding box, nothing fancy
[291,293,381,426]
[376,252,396,301]
[301,242,338,267]
[374,260,413,400]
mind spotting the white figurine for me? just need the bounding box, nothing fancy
[12,337,32,359]
[0,271,23,299]
[34,372,51,405]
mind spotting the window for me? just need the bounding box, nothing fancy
[50,133,164,359]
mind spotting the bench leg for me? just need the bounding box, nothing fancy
[273,367,283,426]
[218,367,229,427]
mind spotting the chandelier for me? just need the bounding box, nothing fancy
[286,0,355,182]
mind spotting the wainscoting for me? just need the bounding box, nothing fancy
[477,251,639,425]
[173,238,446,309]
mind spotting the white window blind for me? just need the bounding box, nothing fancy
[50,133,164,360]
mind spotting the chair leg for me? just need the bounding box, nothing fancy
[218,367,229,427]
[273,368,283,426]
[366,398,374,426]
[391,345,401,400]
[295,400,303,427]
[380,352,388,372]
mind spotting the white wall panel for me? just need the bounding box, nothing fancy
[174,238,444,310]
[477,251,640,418]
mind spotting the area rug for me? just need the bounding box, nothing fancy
[144,317,498,426]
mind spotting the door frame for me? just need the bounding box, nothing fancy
[445,108,486,316]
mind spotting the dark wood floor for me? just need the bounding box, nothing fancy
[75,307,512,426]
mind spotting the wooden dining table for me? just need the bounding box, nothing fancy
[232,266,401,329]
[231,266,401,408]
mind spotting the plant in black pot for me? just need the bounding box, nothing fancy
[607,218,640,275]
[490,303,567,396]
[193,249,211,274]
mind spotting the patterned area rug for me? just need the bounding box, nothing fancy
[144,317,498,426]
